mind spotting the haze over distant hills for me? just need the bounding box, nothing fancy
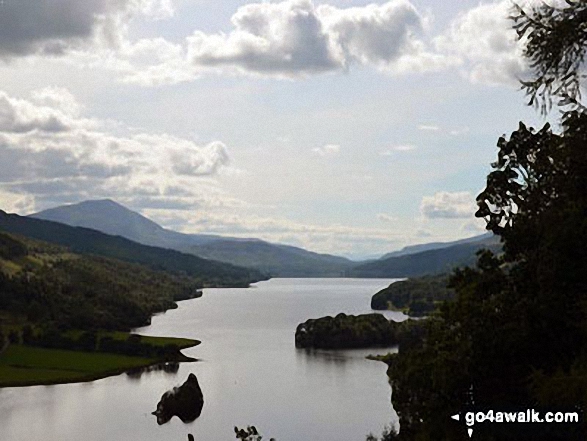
[350,234,501,278]
[30,199,499,278]
[379,233,494,260]
[31,200,355,277]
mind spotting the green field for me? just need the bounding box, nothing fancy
[0,335,199,388]
[62,330,199,349]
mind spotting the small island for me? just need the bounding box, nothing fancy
[295,313,402,349]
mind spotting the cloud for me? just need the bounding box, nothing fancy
[416,228,432,238]
[0,88,233,212]
[3,0,537,86]
[0,0,173,58]
[420,191,475,219]
[312,143,340,156]
[159,209,404,257]
[381,144,415,155]
[461,219,487,234]
[418,124,440,131]
[449,127,469,136]
[0,90,77,133]
[111,0,457,84]
[434,1,527,86]
[1,0,546,88]
[377,213,397,223]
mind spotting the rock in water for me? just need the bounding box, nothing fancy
[152,373,204,425]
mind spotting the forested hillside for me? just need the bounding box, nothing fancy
[0,210,264,287]
[371,274,454,316]
[0,232,201,330]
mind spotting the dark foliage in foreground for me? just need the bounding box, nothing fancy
[387,114,587,440]
[385,5,587,438]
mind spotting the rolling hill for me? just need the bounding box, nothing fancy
[187,240,354,277]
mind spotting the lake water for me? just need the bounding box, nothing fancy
[0,278,406,441]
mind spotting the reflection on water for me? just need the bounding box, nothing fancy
[126,361,182,380]
[0,278,406,441]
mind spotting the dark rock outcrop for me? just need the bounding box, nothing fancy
[152,373,204,425]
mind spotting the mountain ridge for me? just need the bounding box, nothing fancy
[0,209,263,286]
[31,199,354,277]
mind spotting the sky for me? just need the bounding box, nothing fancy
[0,0,555,259]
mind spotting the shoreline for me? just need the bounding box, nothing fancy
[0,340,201,389]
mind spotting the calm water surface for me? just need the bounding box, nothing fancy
[0,278,406,441]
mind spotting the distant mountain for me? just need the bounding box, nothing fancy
[31,199,354,277]
[379,233,494,260]
[0,210,263,287]
[187,240,354,277]
[350,235,501,278]
[32,199,222,249]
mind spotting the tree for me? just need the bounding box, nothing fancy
[386,4,587,440]
[234,426,275,441]
[512,1,587,114]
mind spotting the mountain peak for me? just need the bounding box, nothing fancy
[64,199,129,211]
[30,199,163,241]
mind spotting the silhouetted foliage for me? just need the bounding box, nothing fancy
[513,1,587,114]
[388,116,587,440]
[366,425,400,441]
[234,426,275,441]
[385,7,587,439]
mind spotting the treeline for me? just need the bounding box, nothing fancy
[0,232,202,331]
[10,327,184,359]
[370,274,455,316]
[0,325,189,360]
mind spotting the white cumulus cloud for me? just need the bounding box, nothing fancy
[0,88,234,212]
[434,0,528,86]
[420,191,476,219]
